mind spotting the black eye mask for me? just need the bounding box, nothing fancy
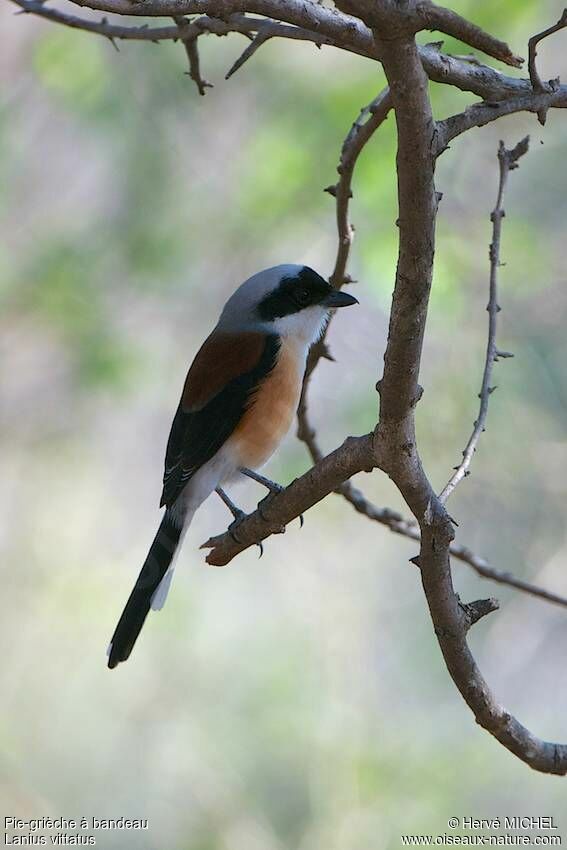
[257,267,331,321]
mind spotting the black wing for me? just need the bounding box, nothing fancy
[160,333,280,508]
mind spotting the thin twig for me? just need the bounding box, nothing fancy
[7,1,334,50]
[296,89,392,467]
[339,481,567,609]
[528,8,567,93]
[173,16,213,94]
[439,136,529,503]
[329,87,392,289]
[435,91,566,153]
[527,7,567,124]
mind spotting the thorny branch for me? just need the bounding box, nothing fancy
[294,43,567,613]
[296,88,392,464]
[14,0,567,773]
[369,3,566,774]
[173,16,213,95]
[202,434,377,565]
[339,480,567,610]
[328,88,393,290]
[8,0,567,111]
[439,136,529,504]
[528,7,567,94]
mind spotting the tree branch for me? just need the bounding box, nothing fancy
[415,1,524,68]
[335,0,522,67]
[328,87,393,290]
[365,1,567,775]
[439,136,529,503]
[341,481,567,609]
[436,90,567,153]
[528,8,567,94]
[12,0,567,127]
[296,88,392,473]
[202,434,377,566]
[173,15,213,94]
[8,1,336,51]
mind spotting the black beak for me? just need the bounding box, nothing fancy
[323,290,359,308]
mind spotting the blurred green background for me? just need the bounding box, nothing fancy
[2,1,567,847]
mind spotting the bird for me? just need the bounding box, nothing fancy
[106,264,358,668]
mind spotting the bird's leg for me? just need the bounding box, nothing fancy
[239,468,304,529]
[239,467,284,494]
[215,487,263,558]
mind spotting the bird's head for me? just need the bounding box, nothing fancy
[218,264,358,343]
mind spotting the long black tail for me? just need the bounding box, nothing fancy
[107,513,182,669]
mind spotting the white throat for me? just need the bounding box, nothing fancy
[269,306,330,345]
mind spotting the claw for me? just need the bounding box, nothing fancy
[217,487,249,545]
[257,493,286,531]
[228,519,244,545]
[240,467,303,529]
[217,487,266,555]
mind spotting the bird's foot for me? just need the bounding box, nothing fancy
[216,487,264,557]
[239,468,304,529]
[229,517,264,558]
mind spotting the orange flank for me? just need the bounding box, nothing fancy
[228,337,303,470]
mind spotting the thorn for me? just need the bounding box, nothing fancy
[324,184,337,197]
[461,597,500,629]
[411,385,424,407]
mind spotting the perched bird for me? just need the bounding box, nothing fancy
[107,264,358,668]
